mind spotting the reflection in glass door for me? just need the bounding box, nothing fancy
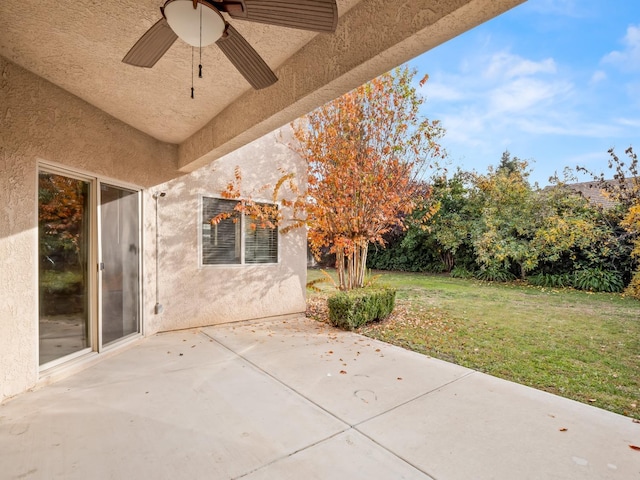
[38,172,91,365]
[100,184,140,345]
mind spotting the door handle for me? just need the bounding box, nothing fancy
[98,262,105,271]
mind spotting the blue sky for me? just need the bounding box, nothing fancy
[409,0,640,186]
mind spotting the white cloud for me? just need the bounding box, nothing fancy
[488,77,571,115]
[418,49,581,159]
[590,70,607,84]
[615,117,640,128]
[602,24,640,71]
[408,6,638,185]
[423,51,562,110]
[562,150,616,177]
[506,58,557,78]
[438,111,487,145]
[514,116,622,138]
[482,52,556,80]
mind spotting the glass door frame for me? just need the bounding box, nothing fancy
[96,181,144,352]
[37,162,144,371]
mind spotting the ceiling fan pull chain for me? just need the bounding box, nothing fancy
[199,3,203,79]
[191,46,195,99]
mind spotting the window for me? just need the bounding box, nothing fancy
[201,197,278,265]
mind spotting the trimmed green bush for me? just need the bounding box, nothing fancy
[328,287,396,330]
[571,268,624,293]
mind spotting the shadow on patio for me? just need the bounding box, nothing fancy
[1,317,639,479]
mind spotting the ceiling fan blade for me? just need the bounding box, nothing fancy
[221,0,338,33]
[123,18,178,67]
[216,24,278,90]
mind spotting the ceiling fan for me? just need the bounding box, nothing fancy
[123,0,339,90]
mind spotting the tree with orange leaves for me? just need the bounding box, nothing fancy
[292,66,445,290]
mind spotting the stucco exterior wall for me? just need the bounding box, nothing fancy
[0,56,178,401]
[0,56,306,402]
[152,129,307,333]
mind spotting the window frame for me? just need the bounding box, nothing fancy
[199,195,280,267]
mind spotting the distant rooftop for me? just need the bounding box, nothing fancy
[565,181,618,209]
[564,178,638,209]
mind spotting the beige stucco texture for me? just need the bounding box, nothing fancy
[151,129,307,334]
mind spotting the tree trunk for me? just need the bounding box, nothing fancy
[347,247,356,290]
[336,248,346,290]
[355,243,368,288]
[441,251,454,273]
[337,242,370,291]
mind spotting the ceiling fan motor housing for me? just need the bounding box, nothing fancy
[163,0,226,47]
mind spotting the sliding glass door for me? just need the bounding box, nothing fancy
[99,184,140,345]
[38,172,91,365]
[38,168,141,367]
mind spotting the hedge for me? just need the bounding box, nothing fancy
[327,287,396,330]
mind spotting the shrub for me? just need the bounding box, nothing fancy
[328,287,396,330]
[528,272,572,288]
[571,268,624,293]
[625,272,640,299]
[474,267,516,282]
[450,266,474,279]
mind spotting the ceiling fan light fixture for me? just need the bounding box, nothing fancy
[163,0,225,47]
[124,0,339,89]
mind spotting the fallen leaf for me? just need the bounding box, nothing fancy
[588,398,597,403]
[632,419,640,424]
[375,349,381,352]
[339,370,347,375]
[559,428,568,432]
[397,377,403,381]
[630,445,640,451]
[328,350,334,354]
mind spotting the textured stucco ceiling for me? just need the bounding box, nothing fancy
[0,0,360,144]
[0,0,525,170]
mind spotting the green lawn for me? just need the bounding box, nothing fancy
[306,268,640,419]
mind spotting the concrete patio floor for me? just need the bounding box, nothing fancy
[1,316,639,479]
